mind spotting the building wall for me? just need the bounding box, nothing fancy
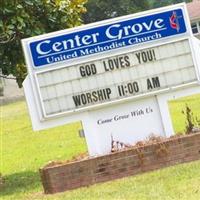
[191,20,200,39]
[187,0,200,39]
[0,75,24,105]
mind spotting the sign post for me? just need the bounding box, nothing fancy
[22,3,200,156]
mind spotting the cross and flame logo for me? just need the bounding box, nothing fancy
[169,11,182,32]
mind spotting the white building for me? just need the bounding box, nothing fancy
[0,74,24,104]
[187,0,200,39]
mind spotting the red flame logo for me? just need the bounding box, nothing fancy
[170,11,180,32]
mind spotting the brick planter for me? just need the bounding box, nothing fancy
[40,133,200,194]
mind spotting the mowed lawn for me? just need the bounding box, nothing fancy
[1,94,200,200]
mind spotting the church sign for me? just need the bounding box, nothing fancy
[22,3,200,156]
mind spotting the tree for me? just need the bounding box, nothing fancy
[149,0,192,9]
[82,0,150,24]
[0,0,87,87]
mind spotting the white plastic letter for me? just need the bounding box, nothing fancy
[36,40,51,55]
[154,19,165,29]
[106,24,122,39]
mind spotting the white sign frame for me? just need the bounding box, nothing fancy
[22,3,200,156]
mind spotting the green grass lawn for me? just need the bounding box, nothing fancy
[169,94,200,133]
[1,95,200,200]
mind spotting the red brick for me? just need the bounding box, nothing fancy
[40,133,200,194]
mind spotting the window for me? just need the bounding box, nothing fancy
[191,21,200,35]
[191,23,198,34]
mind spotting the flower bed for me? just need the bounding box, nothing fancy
[40,133,200,194]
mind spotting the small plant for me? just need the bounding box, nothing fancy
[182,104,200,134]
[146,133,164,144]
[0,173,4,189]
[136,148,145,166]
[196,116,200,127]
[155,143,169,158]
